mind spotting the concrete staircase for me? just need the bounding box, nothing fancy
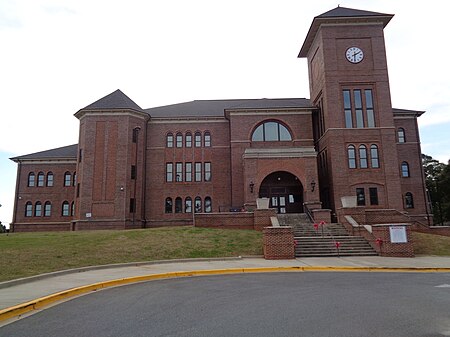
[277,214,378,257]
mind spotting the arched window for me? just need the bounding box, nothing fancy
[37,172,45,187]
[401,162,410,177]
[46,172,54,187]
[28,172,35,187]
[251,121,292,141]
[175,197,182,213]
[348,145,356,168]
[370,145,379,168]
[359,145,368,168]
[205,197,212,213]
[166,133,174,148]
[405,192,414,208]
[176,133,183,148]
[62,201,70,216]
[398,128,406,143]
[195,132,202,147]
[185,132,192,148]
[204,132,211,147]
[44,202,52,217]
[71,201,75,216]
[25,202,33,217]
[194,197,202,213]
[165,197,173,213]
[35,201,42,216]
[185,197,192,213]
[64,172,72,187]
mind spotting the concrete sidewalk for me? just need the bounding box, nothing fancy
[1,256,450,319]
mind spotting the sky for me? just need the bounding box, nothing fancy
[1,0,449,227]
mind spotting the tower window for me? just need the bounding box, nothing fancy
[343,88,376,128]
[398,128,406,143]
[251,121,292,141]
[401,162,410,177]
[370,145,380,168]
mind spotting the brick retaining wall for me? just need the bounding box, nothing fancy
[263,226,295,259]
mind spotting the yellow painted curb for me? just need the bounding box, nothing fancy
[1,266,450,322]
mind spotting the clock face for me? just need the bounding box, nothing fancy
[346,47,364,63]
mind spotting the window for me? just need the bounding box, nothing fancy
[195,132,202,147]
[194,197,202,213]
[359,145,368,169]
[348,145,356,169]
[204,132,211,147]
[176,163,183,182]
[37,172,45,187]
[129,198,136,213]
[166,163,173,182]
[251,121,292,141]
[398,128,406,143]
[71,201,75,216]
[131,165,136,179]
[369,188,378,205]
[44,202,52,216]
[370,145,379,168]
[185,133,192,148]
[185,163,192,182]
[166,133,174,148]
[205,197,212,213]
[25,202,33,217]
[64,172,72,187]
[28,172,35,187]
[401,162,410,177]
[354,90,364,128]
[405,192,414,208]
[176,133,183,148]
[195,162,202,182]
[343,90,353,128]
[132,128,139,143]
[204,162,211,182]
[46,172,54,187]
[35,202,42,216]
[165,197,173,213]
[73,172,77,186]
[185,197,192,213]
[175,197,182,213]
[356,188,365,206]
[365,90,375,127]
[343,88,376,128]
[62,201,70,216]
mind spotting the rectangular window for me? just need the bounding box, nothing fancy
[185,162,192,182]
[204,162,211,181]
[131,165,136,180]
[365,90,375,127]
[356,188,365,206]
[186,134,192,148]
[176,162,183,182]
[129,198,136,213]
[369,187,378,205]
[166,163,173,182]
[343,90,353,128]
[195,162,202,182]
[354,90,364,128]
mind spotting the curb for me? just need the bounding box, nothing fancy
[1,265,450,323]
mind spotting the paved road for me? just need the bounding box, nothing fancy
[1,272,450,337]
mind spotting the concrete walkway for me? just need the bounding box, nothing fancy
[1,256,450,321]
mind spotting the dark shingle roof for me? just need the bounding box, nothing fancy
[393,108,425,117]
[299,6,393,57]
[79,89,144,112]
[10,144,78,162]
[145,98,312,118]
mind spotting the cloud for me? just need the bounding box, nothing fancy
[0,0,22,29]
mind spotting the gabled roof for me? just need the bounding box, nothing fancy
[75,89,145,118]
[10,144,78,162]
[299,6,394,58]
[145,98,312,118]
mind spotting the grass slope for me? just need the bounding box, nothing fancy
[0,227,262,282]
[411,231,450,256]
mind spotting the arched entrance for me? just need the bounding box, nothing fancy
[258,171,303,213]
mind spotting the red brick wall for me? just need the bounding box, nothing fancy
[263,227,295,259]
[194,212,254,230]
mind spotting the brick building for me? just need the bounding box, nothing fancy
[10,6,430,232]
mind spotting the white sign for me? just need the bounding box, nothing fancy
[389,226,407,243]
[86,212,92,218]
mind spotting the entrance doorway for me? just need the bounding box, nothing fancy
[258,171,303,213]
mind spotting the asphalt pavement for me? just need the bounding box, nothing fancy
[1,255,450,323]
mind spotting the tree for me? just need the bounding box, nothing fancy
[422,154,449,225]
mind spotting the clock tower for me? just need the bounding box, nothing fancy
[299,7,406,215]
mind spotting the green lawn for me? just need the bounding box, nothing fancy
[0,227,262,282]
[411,231,450,256]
